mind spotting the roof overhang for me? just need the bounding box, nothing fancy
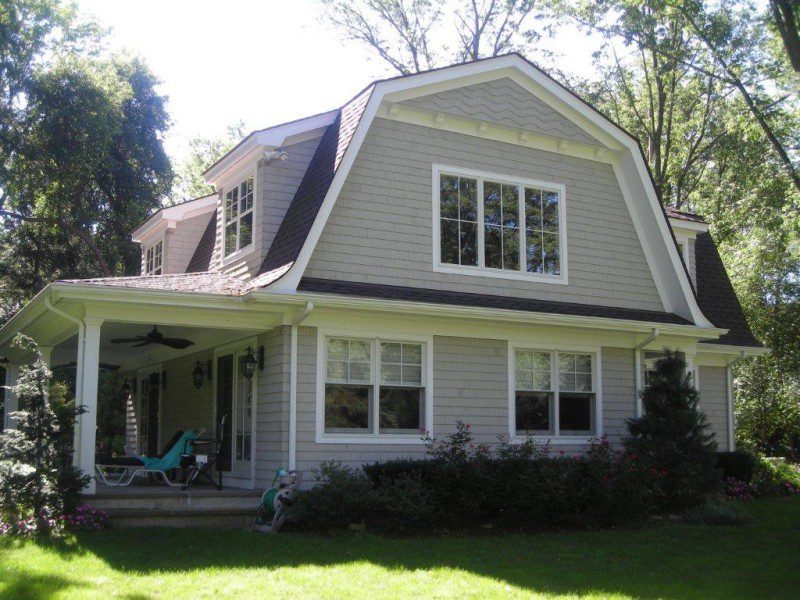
[203,110,338,187]
[131,194,217,243]
[669,217,709,235]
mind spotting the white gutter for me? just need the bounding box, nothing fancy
[634,328,661,417]
[289,301,314,471]
[725,350,748,451]
[44,297,85,468]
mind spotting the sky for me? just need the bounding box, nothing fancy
[75,0,602,164]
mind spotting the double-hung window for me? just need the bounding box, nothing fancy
[145,240,163,275]
[323,336,428,440]
[513,348,598,438]
[435,166,565,281]
[224,175,254,258]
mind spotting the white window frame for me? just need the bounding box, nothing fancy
[432,164,568,284]
[144,237,164,275]
[508,344,602,445]
[221,171,257,263]
[315,328,434,444]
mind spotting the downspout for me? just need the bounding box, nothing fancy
[289,301,314,472]
[634,328,660,417]
[44,297,85,467]
[725,351,747,452]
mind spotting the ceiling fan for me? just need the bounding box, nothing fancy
[110,326,194,350]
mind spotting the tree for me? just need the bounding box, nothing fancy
[171,122,246,202]
[0,335,88,534]
[624,350,719,510]
[0,3,172,323]
[317,0,542,75]
[768,0,800,74]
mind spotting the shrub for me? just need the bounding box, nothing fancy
[684,499,751,526]
[718,450,759,483]
[751,456,800,496]
[722,476,759,500]
[624,350,720,511]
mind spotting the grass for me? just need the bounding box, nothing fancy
[1,497,798,600]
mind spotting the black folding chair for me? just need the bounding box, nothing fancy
[182,414,227,490]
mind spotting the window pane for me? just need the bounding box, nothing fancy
[543,232,559,275]
[559,372,574,389]
[350,340,370,361]
[240,211,253,248]
[485,224,502,269]
[559,392,593,433]
[526,230,543,273]
[325,385,370,432]
[402,344,421,364]
[575,373,592,391]
[225,223,237,256]
[559,353,576,374]
[379,387,422,432]
[441,219,459,264]
[459,177,477,222]
[483,181,501,226]
[402,365,422,384]
[225,192,237,222]
[502,226,520,271]
[576,354,592,373]
[348,362,371,383]
[516,391,552,433]
[516,350,551,391]
[381,342,402,363]
[460,221,478,266]
[525,188,542,230]
[440,175,459,220]
[502,184,519,228]
[543,191,559,232]
[327,360,347,382]
[328,338,347,360]
[381,364,402,384]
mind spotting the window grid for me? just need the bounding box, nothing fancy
[439,170,562,278]
[325,337,426,437]
[224,175,254,258]
[145,240,163,275]
[514,349,596,437]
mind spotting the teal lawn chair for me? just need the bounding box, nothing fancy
[95,430,198,487]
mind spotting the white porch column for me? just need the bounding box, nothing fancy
[72,326,86,469]
[38,347,53,368]
[2,364,19,430]
[726,365,736,451]
[78,317,103,494]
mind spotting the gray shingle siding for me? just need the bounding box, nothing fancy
[698,365,729,450]
[403,77,595,144]
[304,117,665,311]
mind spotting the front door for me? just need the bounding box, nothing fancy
[138,371,160,456]
[233,353,255,479]
[215,355,233,472]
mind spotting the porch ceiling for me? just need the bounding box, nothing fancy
[51,322,261,372]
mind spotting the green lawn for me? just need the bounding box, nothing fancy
[1,498,798,600]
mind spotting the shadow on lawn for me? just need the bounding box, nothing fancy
[5,498,799,600]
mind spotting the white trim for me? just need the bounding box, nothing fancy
[315,327,434,445]
[508,342,603,444]
[431,164,568,284]
[668,217,709,234]
[132,194,217,242]
[220,171,257,266]
[268,54,711,329]
[143,236,164,276]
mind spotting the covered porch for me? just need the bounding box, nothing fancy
[0,279,297,495]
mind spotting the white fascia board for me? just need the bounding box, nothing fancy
[131,194,217,243]
[697,343,769,356]
[269,55,713,329]
[203,110,338,186]
[669,217,709,234]
[251,289,725,340]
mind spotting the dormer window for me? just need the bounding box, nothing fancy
[145,240,163,275]
[434,165,567,283]
[224,175,254,258]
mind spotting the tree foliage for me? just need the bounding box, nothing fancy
[0,1,172,323]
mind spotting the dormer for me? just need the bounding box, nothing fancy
[132,194,217,275]
[665,207,708,287]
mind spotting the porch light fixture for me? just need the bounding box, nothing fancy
[242,347,258,380]
[122,380,132,402]
[192,361,205,389]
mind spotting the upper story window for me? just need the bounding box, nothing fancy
[224,175,254,258]
[434,165,566,283]
[145,240,163,275]
[321,335,429,442]
[513,348,598,438]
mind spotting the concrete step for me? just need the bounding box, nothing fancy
[105,506,255,528]
[86,490,262,512]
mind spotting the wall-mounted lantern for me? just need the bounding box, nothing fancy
[242,347,258,381]
[122,380,132,402]
[192,361,205,389]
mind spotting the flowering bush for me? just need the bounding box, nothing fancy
[752,456,800,496]
[723,476,759,500]
[0,504,108,536]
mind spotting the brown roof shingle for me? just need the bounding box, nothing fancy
[185,212,217,273]
[59,271,249,296]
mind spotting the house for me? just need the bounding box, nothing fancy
[0,54,764,495]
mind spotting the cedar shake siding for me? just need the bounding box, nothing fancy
[304,117,665,312]
[698,365,730,450]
